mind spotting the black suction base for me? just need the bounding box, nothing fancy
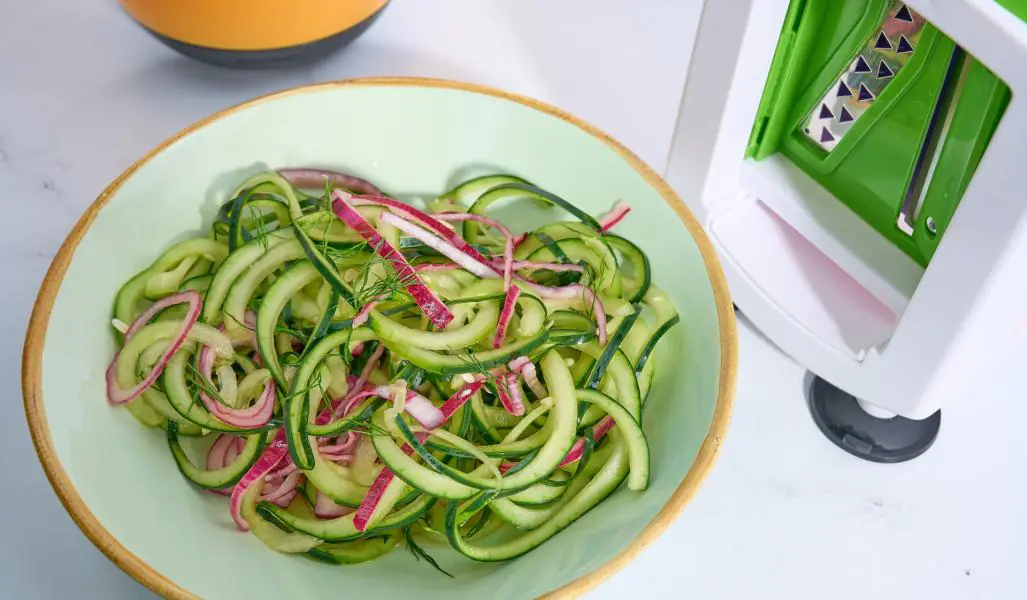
[807,375,940,463]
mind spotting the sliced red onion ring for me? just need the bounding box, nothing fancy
[332,191,453,329]
[351,343,385,397]
[196,360,276,429]
[396,387,445,430]
[230,430,289,531]
[494,285,521,348]
[277,168,382,196]
[269,490,297,508]
[380,211,494,279]
[106,290,202,405]
[599,200,631,232]
[206,434,236,471]
[315,492,355,519]
[350,195,491,265]
[261,470,304,504]
[508,356,531,372]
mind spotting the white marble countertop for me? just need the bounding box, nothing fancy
[3,1,1025,598]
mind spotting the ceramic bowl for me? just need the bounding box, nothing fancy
[22,78,736,599]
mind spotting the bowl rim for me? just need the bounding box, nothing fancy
[21,76,737,599]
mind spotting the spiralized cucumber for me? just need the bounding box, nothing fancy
[104,167,679,575]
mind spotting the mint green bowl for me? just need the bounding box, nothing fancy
[23,78,736,599]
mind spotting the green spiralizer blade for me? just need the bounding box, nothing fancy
[748,0,1010,266]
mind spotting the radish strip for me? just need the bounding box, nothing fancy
[558,416,616,468]
[598,200,631,232]
[493,285,521,348]
[492,375,525,416]
[437,380,485,418]
[230,430,289,531]
[277,168,382,196]
[331,191,453,329]
[106,290,202,405]
[352,464,400,532]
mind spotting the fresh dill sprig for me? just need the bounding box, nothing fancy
[403,527,453,578]
[245,203,271,251]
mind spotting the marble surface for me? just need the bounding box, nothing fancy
[3,1,1025,598]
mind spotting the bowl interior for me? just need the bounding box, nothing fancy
[32,80,731,599]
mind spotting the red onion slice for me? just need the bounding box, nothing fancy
[277,168,382,196]
[331,191,453,329]
[196,362,276,429]
[598,200,631,232]
[206,434,236,471]
[261,470,304,504]
[393,386,445,430]
[315,492,355,519]
[106,290,202,405]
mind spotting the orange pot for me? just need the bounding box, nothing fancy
[120,0,389,67]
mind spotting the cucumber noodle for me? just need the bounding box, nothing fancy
[106,168,680,572]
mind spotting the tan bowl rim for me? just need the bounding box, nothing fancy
[21,76,737,599]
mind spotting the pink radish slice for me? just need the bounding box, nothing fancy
[352,466,397,532]
[557,416,617,468]
[331,191,453,329]
[437,380,485,419]
[106,290,202,405]
[493,285,521,348]
[492,375,525,416]
[277,168,382,196]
